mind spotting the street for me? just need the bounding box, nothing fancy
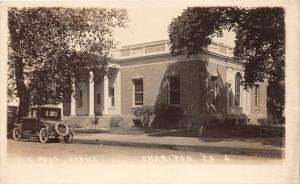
[7,139,281,164]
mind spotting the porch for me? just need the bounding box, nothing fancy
[61,63,121,122]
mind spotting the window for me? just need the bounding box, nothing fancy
[44,110,59,118]
[77,90,83,108]
[109,87,115,107]
[133,79,143,106]
[31,109,37,118]
[255,84,260,108]
[168,76,180,105]
[96,93,101,105]
[209,79,217,92]
[209,76,218,106]
[235,73,241,107]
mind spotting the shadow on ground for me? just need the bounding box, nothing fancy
[75,127,166,135]
[7,137,62,144]
[75,126,284,148]
[199,138,284,147]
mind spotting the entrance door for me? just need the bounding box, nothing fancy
[95,92,101,115]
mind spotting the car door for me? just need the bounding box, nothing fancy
[21,108,38,132]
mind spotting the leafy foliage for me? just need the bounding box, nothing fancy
[132,106,155,127]
[131,104,183,128]
[8,8,128,115]
[168,7,285,119]
[154,103,183,124]
[109,115,123,127]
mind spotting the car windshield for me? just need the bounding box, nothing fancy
[27,109,37,118]
[25,107,60,119]
[44,110,58,117]
[41,109,60,119]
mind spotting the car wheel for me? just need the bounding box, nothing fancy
[38,128,49,143]
[55,123,69,137]
[63,133,73,144]
[12,127,22,141]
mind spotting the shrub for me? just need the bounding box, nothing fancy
[131,106,155,127]
[132,106,154,117]
[258,117,283,125]
[132,117,142,127]
[109,115,122,127]
[131,104,183,128]
[201,114,248,128]
[153,103,183,128]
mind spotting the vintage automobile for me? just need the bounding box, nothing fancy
[12,106,74,143]
[7,106,18,135]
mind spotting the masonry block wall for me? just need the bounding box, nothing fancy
[249,81,268,125]
[59,40,268,127]
[120,55,229,127]
[120,57,170,116]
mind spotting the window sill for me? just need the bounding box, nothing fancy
[168,104,181,107]
[131,105,143,108]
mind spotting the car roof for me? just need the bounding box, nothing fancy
[31,106,60,109]
[8,105,18,108]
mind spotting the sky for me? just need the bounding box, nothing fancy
[113,7,236,48]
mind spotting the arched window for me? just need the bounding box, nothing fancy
[235,73,242,107]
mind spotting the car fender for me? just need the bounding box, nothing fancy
[38,124,52,133]
[67,124,75,134]
[13,123,22,129]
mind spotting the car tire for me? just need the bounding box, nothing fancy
[12,127,22,141]
[63,133,73,144]
[38,127,49,143]
[55,123,69,137]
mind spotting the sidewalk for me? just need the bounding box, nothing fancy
[74,133,284,158]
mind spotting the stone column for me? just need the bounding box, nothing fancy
[70,81,76,116]
[116,70,121,114]
[102,75,109,115]
[88,71,95,116]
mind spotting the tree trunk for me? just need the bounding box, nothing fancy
[15,56,30,123]
[267,81,285,123]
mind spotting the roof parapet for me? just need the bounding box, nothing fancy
[111,40,234,59]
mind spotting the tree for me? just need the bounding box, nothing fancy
[168,7,285,121]
[8,8,128,120]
